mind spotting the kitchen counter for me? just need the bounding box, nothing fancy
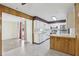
[50,33,76,38]
[50,33,76,55]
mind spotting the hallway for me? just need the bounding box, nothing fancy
[2,39,70,56]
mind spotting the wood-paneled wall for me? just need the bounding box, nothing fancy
[0,4,2,55]
[0,11,2,56]
[75,3,79,56]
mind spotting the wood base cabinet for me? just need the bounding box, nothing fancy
[50,36,75,55]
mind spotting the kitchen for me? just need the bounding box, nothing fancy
[0,3,79,56]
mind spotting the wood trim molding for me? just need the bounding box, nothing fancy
[19,22,22,39]
[33,38,49,45]
[48,20,66,24]
[33,16,66,24]
[75,3,79,56]
[24,21,27,40]
[32,19,34,44]
[0,4,33,20]
[33,16,48,23]
[0,10,2,56]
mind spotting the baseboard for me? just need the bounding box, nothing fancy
[33,38,49,45]
[2,38,19,40]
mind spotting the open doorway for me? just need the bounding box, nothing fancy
[2,12,29,54]
[19,21,26,40]
[19,19,32,44]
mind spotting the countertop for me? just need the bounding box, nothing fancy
[50,33,76,38]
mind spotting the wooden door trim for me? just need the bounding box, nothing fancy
[0,4,33,20]
[0,7,2,56]
[32,20,34,44]
[24,21,26,40]
[19,22,22,39]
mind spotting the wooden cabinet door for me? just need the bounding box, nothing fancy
[53,37,57,49]
[50,36,54,49]
[50,36,56,49]
[59,38,69,53]
[63,38,69,53]
[50,36,75,55]
[50,37,60,50]
[68,39,75,55]
[59,38,65,52]
[56,37,61,51]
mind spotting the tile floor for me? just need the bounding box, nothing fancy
[2,39,70,56]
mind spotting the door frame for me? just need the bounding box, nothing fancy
[19,21,26,40]
[32,19,34,44]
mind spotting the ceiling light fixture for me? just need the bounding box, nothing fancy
[52,16,57,21]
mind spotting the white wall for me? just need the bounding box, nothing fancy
[34,20,50,43]
[2,13,20,40]
[26,19,32,43]
[67,5,75,35]
[34,20,50,32]
[67,5,75,29]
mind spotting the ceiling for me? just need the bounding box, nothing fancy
[1,3,74,21]
[2,12,26,22]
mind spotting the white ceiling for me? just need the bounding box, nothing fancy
[2,12,27,22]
[1,3,74,21]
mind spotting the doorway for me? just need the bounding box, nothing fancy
[19,21,26,40]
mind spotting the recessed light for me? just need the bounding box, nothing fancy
[52,16,57,21]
